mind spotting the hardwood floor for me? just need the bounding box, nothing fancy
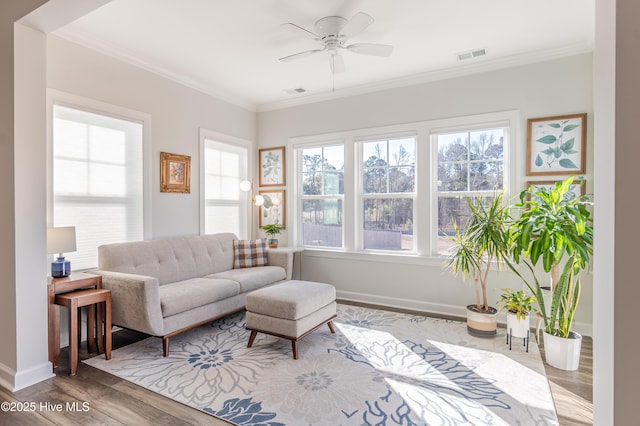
[0,305,592,425]
[540,335,593,425]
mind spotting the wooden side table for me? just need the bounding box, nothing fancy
[47,272,103,368]
[55,288,112,376]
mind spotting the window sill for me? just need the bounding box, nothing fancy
[302,248,446,267]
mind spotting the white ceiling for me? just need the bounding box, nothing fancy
[54,0,595,111]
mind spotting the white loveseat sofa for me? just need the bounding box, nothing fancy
[94,233,292,355]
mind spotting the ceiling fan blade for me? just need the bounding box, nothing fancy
[330,53,346,74]
[345,43,394,57]
[340,12,374,39]
[281,22,320,40]
[279,49,325,62]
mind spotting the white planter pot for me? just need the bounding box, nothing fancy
[506,312,530,339]
[466,305,497,337]
[543,331,582,371]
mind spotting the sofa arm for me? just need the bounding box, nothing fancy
[267,249,294,281]
[92,270,164,336]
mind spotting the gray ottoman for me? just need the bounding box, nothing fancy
[245,280,336,359]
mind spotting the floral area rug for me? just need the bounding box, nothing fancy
[85,304,558,425]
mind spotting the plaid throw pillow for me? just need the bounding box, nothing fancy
[233,238,268,269]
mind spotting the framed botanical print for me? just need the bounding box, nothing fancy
[259,146,286,187]
[526,113,587,176]
[160,152,191,193]
[525,179,586,203]
[258,190,285,229]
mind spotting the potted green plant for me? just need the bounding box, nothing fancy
[497,288,536,340]
[261,223,281,248]
[507,176,592,370]
[445,191,511,337]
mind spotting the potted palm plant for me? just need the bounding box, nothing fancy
[445,192,511,337]
[261,223,281,248]
[497,288,536,340]
[507,176,592,370]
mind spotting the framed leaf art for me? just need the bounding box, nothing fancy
[526,113,587,176]
[525,179,586,204]
[259,146,285,187]
[258,190,285,228]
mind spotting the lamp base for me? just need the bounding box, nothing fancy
[51,256,71,278]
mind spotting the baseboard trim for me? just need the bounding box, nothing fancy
[336,290,593,337]
[0,360,54,392]
[337,290,467,320]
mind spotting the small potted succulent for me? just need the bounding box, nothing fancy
[497,288,536,339]
[261,223,281,248]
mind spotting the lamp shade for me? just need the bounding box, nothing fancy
[47,226,77,255]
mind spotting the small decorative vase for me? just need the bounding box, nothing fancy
[268,238,278,248]
[51,256,71,278]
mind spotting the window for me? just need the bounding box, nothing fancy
[202,138,248,236]
[290,111,516,258]
[361,137,416,251]
[300,145,344,248]
[52,104,145,269]
[435,127,506,254]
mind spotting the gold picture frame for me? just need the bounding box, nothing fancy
[259,146,286,187]
[526,113,587,176]
[160,152,191,193]
[258,190,285,229]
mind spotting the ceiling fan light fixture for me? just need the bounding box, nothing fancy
[279,11,393,76]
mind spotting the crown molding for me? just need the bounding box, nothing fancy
[257,43,593,112]
[51,26,592,115]
[52,27,257,112]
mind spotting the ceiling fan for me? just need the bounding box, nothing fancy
[279,12,393,75]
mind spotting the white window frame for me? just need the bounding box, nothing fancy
[47,89,152,269]
[289,110,519,263]
[294,139,346,250]
[429,114,517,256]
[356,133,417,253]
[199,128,253,239]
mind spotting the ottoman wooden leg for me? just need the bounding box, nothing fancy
[247,330,258,348]
[327,321,336,334]
[291,340,299,360]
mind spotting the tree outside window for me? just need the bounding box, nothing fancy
[436,128,505,255]
[362,137,416,251]
[301,145,344,247]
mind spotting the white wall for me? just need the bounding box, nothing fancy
[0,0,52,392]
[258,53,595,333]
[46,35,257,239]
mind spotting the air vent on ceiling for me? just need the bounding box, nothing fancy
[284,87,307,95]
[456,48,487,61]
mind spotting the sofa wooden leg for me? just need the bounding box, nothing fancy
[291,340,299,360]
[327,321,336,334]
[163,336,170,357]
[247,330,257,348]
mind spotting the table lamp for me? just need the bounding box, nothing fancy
[47,226,77,278]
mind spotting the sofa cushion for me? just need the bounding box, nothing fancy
[209,266,286,293]
[98,233,237,285]
[159,278,240,317]
[233,239,268,269]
